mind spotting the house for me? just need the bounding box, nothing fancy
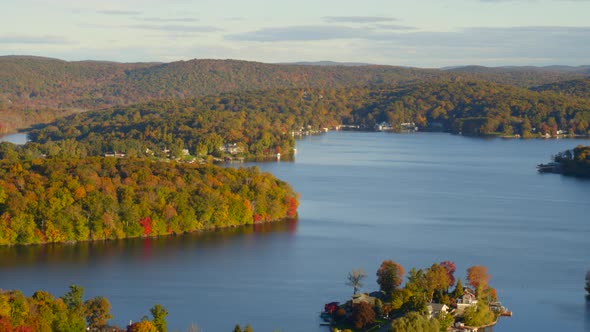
[104,151,126,158]
[220,143,243,155]
[456,288,478,312]
[375,122,394,131]
[427,303,449,318]
[351,293,377,306]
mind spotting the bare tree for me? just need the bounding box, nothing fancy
[346,267,367,295]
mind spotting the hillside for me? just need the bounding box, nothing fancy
[531,78,590,99]
[2,56,588,112]
[25,81,590,163]
[0,56,439,110]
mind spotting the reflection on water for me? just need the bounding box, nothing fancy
[0,219,297,269]
[586,296,590,331]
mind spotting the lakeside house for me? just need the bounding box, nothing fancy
[456,288,478,313]
[427,303,449,319]
[350,293,378,306]
[104,151,126,158]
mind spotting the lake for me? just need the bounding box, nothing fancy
[0,132,29,145]
[1,132,590,332]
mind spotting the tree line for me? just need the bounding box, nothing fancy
[23,80,590,163]
[0,154,298,246]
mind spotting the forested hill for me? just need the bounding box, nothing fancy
[0,56,437,110]
[26,80,590,163]
[444,65,590,88]
[531,78,590,99]
[0,156,298,245]
[2,56,589,112]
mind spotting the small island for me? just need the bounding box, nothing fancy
[322,260,510,332]
[586,270,590,296]
[537,145,590,177]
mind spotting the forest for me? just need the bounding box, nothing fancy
[0,284,178,332]
[22,80,590,163]
[0,154,298,246]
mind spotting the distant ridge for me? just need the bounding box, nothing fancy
[1,55,588,112]
[282,61,375,67]
[444,64,590,74]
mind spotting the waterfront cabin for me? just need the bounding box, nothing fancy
[456,288,478,311]
[427,303,449,318]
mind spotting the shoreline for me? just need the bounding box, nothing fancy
[0,216,298,248]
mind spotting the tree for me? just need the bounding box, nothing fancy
[346,267,367,295]
[390,312,439,332]
[463,300,495,327]
[61,285,84,311]
[466,266,491,290]
[150,304,168,332]
[425,264,451,302]
[233,325,242,332]
[439,261,456,287]
[244,324,253,332]
[129,320,158,332]
[351,302,375,329]
[84,296,112,329]
[376,260,405,295]
[452,278,464,299]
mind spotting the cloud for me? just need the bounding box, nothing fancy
[140,17,200,23]
[225,25,590,66]
[0,35,73,45]
[323,16,398,23]
[226,25,374,41]
[375,24,416,31]
[97,10,142,16]
[128,24,223,33]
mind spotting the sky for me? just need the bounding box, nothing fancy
[1,0,590,67]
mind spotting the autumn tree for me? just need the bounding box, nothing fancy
[376,260,405,295]
[129,320,158,332]
[244,324,253,332]
[84,296,112,329]
[425,264,451,302]
[346,267,367,295]
[466,266,491,290]
[351,302,375,329]
[439,261,456,287]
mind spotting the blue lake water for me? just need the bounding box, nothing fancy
[1,131,590,331]
[0,132,29,145]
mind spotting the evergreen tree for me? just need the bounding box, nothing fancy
[453,278,464,299]
[150,304,168,332]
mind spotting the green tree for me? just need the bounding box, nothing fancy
[61,284,84,311]
[463,300,496,327]
[150,304,168,332]
[233,324,242,332]
[453,278,464,299]
[390,312,439,332]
